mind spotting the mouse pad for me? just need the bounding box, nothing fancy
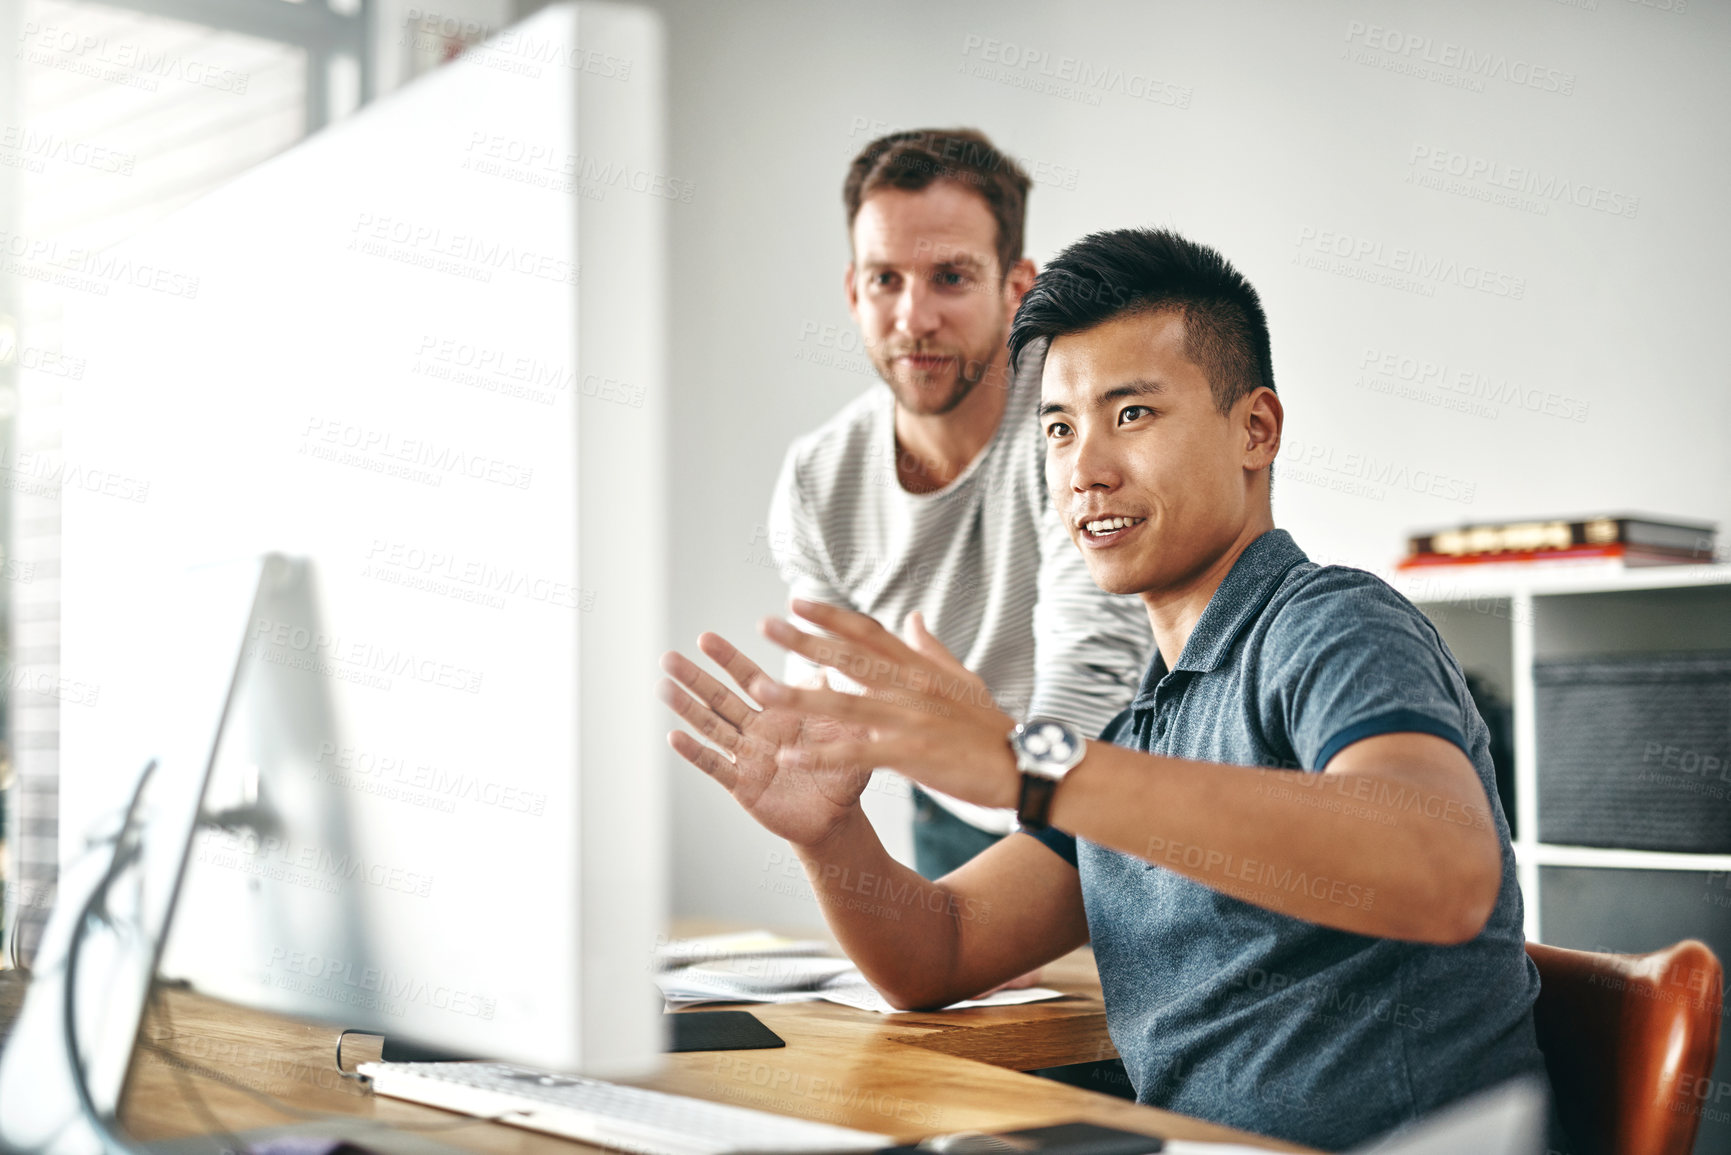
[666,1009,786,1052]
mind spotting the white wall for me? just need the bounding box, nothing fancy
[520,0,1731,931]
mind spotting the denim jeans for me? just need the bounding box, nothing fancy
[910,786,1005,881]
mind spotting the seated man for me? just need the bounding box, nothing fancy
[658,228,1555,1152]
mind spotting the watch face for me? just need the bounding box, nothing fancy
[1016,719,1084,773]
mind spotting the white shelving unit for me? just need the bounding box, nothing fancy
[1393,561,1731,941]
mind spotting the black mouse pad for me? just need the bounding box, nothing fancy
[666,1009,786,1052]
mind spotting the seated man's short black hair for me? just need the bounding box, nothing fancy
[1009,228,1276,415]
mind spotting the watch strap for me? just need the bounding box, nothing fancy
[1017,772,1060,831]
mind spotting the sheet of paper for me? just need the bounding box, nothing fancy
[814,979,1066,1014]
[655,956,859,1003]
[656,960,1068,1015]
[653,930,831,971]
[661,988,822,1009]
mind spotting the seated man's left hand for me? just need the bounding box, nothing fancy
[753,599,1020,811]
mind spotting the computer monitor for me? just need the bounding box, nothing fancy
[0,2,667,1147]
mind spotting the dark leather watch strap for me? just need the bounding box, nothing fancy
[1017,772,1060,831]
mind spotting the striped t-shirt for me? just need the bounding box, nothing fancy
[766,352,1153,834]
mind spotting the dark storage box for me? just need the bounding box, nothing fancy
[1535,651,1731,852]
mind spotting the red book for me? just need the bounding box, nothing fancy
[1396,542,1709,571]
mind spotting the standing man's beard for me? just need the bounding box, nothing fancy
[869,324,1008,418]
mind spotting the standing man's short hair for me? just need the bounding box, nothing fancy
[843,129,1031,280]
[1009,228,1277,415]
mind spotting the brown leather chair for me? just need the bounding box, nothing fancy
[1527,939,1724,1155]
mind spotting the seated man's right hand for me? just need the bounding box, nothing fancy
[658,632,872,850]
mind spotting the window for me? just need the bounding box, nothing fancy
[0,0,369,964]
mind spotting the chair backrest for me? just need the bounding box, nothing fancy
[1526,939,1724,1155]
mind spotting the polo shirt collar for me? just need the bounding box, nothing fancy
[1133,529,1309,703]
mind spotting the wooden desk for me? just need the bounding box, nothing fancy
[4,953,1309,1153]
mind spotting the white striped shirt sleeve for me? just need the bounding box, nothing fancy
[766,444,849,686]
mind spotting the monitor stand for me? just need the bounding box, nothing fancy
[0,557,284,1155]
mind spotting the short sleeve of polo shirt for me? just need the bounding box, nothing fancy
[1260,568,1471,771]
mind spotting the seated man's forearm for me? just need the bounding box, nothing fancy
[794,808,1091,1009]
[792,808,971,1009]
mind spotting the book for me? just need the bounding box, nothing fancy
[1397,542,1712,571]
[1403,515,1716,570]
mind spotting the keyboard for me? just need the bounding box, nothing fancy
[359,1060,896,1155]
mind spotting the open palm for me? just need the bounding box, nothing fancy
[658,632,873,848]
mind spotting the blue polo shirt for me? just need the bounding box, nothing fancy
[1028,529,1548,1151]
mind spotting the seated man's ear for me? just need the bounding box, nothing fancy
[1243,387,1283,473]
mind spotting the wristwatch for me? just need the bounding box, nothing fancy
[1008,718,1087,831]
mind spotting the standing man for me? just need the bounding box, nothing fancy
[763,128,1150,878]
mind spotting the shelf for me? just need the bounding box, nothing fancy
[1394,561,1731,602]
[1513,842,1731,873]
[1393,570,1731,940]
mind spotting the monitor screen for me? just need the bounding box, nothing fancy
[52,0,667,1081]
